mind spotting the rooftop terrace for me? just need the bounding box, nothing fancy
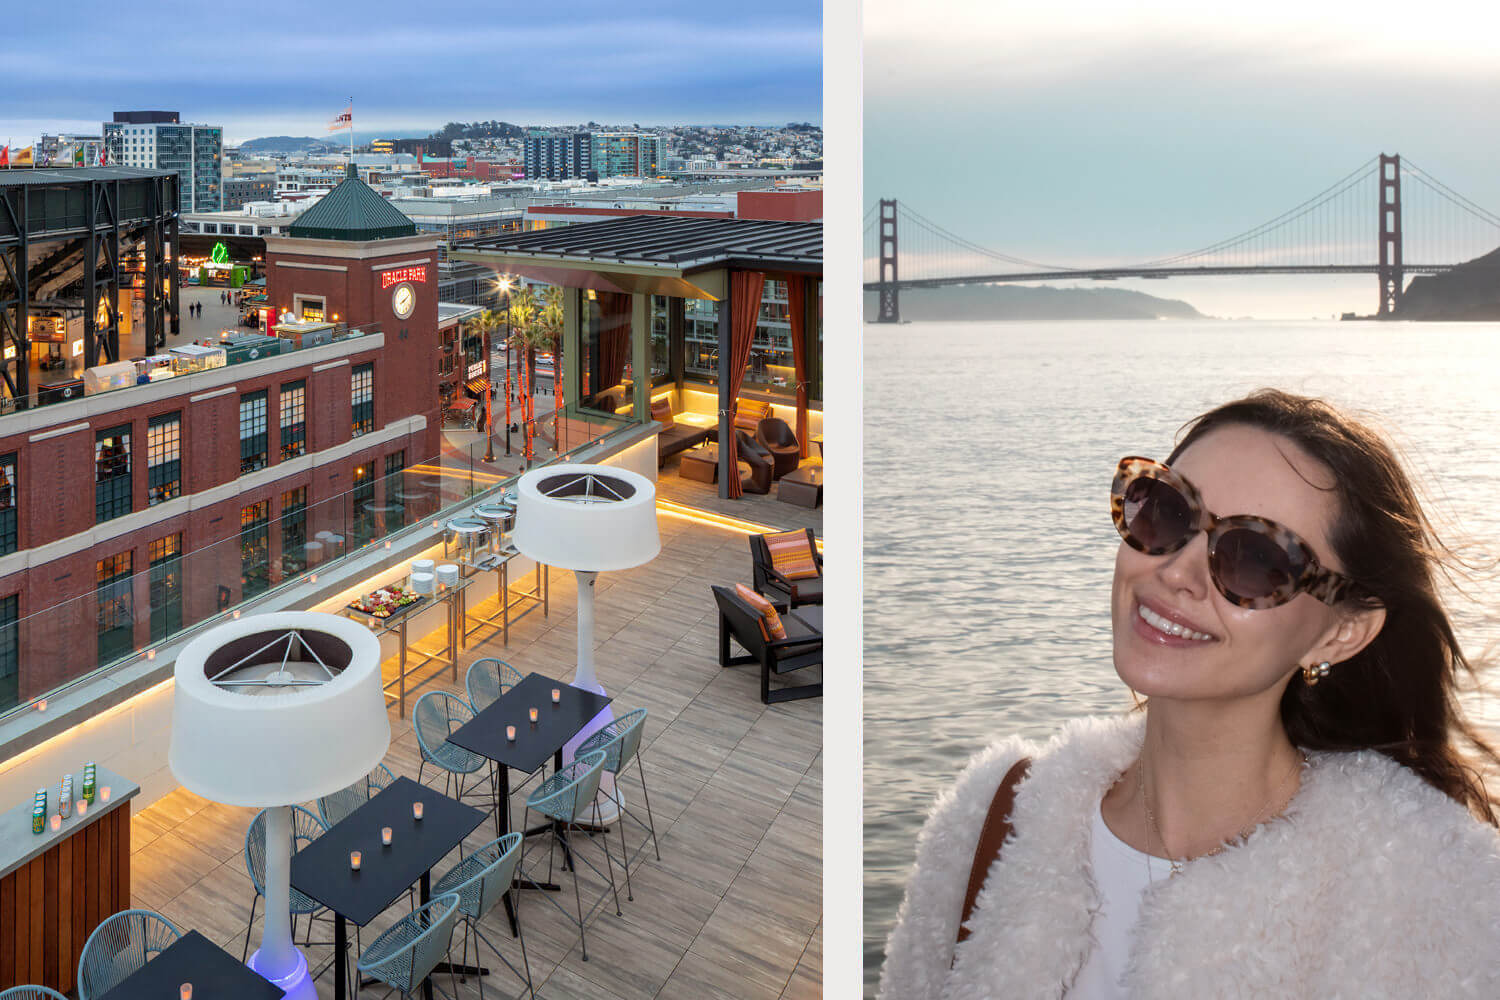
[125,513,821,998]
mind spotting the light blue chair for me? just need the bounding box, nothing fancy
[519,750,619,961]
[357,892,463,999]
[317,761,397,828]
[432,833,533,998]
[464,657,525,713]
[243,805,330,962]
[76,909,181,1000]
[577,707,658,901]
[0,987,70,999]
[414,691,489,807]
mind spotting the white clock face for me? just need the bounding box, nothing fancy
[392,283,416,319]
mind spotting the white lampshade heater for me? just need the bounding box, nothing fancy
[170,612,389,999]
[512,464,660,823]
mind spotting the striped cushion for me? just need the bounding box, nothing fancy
[650,398,675,427]
[764,531,819,581]
[733,400,772,433]
[735,583,786,640]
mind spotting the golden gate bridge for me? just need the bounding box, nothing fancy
[863,154,1500,322]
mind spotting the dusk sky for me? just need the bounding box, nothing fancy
[3,0,822,143]
[864,0,1500,318]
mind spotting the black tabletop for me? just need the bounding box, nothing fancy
[447,672,613,774]
[789,606,822,633]
[290,776,484,927]
[98,929,285,999]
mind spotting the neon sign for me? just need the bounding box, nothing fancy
[211,241,230,264]
[380,266,428,289]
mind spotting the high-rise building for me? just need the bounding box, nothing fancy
[102,112,223,212]
[523,130,593,181]
[590,132,664,179]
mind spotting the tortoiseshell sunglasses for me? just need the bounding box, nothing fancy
[1111,457,1362,609]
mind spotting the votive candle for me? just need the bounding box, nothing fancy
[350,851,362,870]
[181,985,193,1000]
[529,707,539,723]
[381,826,392,846]
[76,799,87,817]
[506,725,516,741]
[50,814,61,832]
[413,801,424,820]
[100,786,111,802]
[551,688,561,704]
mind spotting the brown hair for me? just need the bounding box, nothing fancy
[1167,388,1500,825]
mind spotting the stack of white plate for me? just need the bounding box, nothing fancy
[436,564,461,587]
[411,558,435,575]
[410,572,435,595]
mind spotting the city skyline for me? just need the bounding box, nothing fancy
[3,0,821,144]
[864,0,1500,318]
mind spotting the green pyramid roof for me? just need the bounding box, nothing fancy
[288,167,418,241]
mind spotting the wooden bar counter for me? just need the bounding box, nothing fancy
[0,765,138,993]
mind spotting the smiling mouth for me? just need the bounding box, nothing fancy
[1137,603,1215,642]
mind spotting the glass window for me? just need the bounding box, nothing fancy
[280,380,306,459]
[351,461,375,547]
[0,453,16,556]
[148,533,182,643]
[240,500,270,599]
[96,551,133,664]
[240,390,268,473]
[147,412,181,505]
[0,594,17,714]
[382,451,405,535]
[351,363,374,437]
[280,486,307,578]
[95,426,132,523]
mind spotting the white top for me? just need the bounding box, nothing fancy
[1067,801,1172,998]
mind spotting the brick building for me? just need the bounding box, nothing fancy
[0,169,441,710]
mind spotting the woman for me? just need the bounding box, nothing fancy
[879,389,1500,999]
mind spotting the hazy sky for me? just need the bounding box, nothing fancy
[3,1,821,144]
[864,0,1500,318]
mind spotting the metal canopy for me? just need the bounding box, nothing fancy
[451,215,822,297]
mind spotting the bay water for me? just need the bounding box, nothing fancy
[862,319,1500,994]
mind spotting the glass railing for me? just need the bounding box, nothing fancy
[0,396,631,721]
[0,323,380,417]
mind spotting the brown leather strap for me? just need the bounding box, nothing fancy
[957,757,1031,944]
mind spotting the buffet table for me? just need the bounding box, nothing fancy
[343,576,472,717]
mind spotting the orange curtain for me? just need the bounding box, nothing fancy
[787,276,808,458]
[597,292,632,397]
[723,271,766,499]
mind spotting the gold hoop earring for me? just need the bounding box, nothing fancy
[1302,660,1332,686]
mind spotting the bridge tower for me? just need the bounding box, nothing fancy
[1377,153,1403,318]
[877,198,900,323]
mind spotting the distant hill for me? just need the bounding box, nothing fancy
[1396,245,1500,320]
[429,121,527,141]
[237,136,345,155]
[862,283,1208,321]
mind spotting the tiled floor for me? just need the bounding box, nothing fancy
[127,513,822,999]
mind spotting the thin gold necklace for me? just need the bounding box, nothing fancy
[1140,750,1307,877]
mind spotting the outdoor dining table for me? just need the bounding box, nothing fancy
[445,671,612,933]
[290,776,485,1000]
[96,929,286,999]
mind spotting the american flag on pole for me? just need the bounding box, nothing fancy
[328,102,353,132]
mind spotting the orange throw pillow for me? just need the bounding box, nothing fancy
[764,531,820,581]
[650,398,675,427]
[735,583,787,640]
[732,400,771,434]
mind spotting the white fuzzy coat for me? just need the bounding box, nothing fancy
[879,714,1500,999]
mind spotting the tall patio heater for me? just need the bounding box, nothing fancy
[511,464,660,822]
[170,613,389,999]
